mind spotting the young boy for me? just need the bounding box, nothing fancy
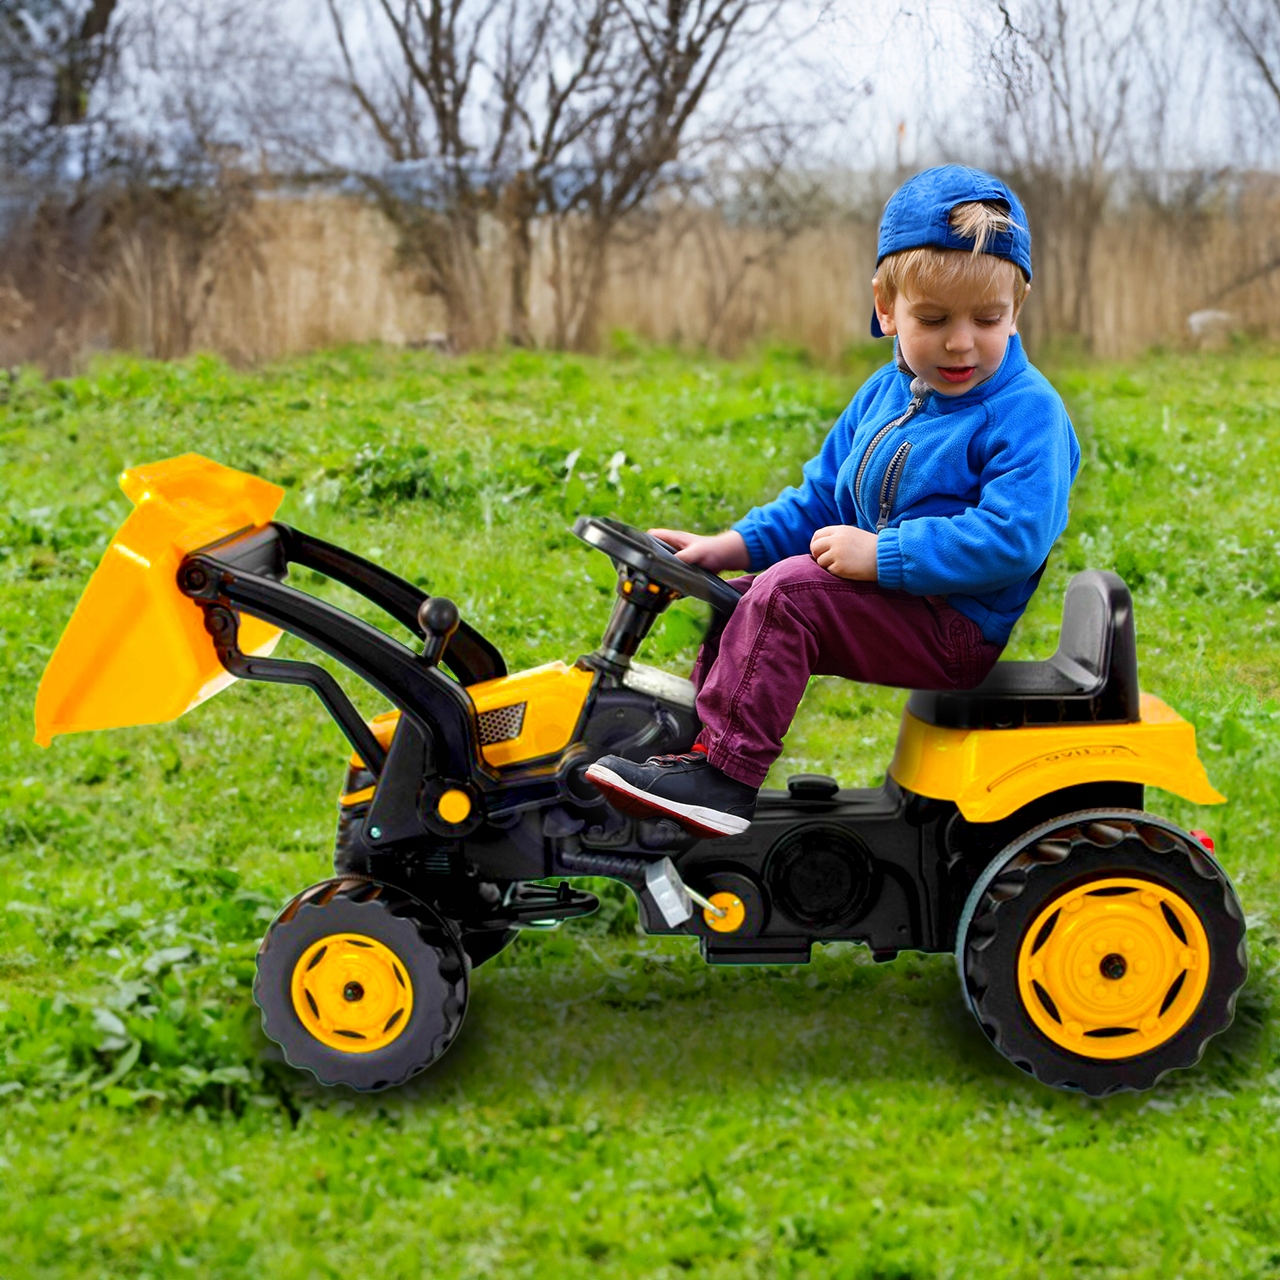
[587,165,1080,838]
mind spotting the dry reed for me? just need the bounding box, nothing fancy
[3,179,1280,372]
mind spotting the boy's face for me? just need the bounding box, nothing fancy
[872,272,1021,397]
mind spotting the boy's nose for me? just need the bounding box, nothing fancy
[945,325,975,353]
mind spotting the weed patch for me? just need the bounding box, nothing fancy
[4,340,1280,1276]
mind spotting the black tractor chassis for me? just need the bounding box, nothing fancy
[178,519,1147,971]
[339,762,1144,967]
[632,778,1146,964]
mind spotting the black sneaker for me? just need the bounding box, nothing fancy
[585,751,757,838]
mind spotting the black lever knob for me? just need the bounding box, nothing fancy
[418,596,460,667]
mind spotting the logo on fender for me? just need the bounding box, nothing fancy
[988,744,1138,792]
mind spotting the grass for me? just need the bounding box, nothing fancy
[2,338,1280,1278]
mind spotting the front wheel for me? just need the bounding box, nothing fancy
[255,877,468,1090]
[956,811,1247,1096]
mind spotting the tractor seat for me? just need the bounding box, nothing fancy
[906,570,1140,729]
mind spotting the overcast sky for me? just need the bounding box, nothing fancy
[115,0,1270,177]
[792,0,1256,172]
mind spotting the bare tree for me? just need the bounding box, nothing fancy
[1221,0,1280,117]
[129,0,320,176]
[1210,0,1280,299]
[0,0,336,372]
[0,0,126,176]
[654,123,834,350]
[49,0,115,123]
[973,0,1167,346]
[1222,0,1280,105]
[487,0,619,345]
[322,0,793,350]
[541,0,786,348]
[323,0,572,347]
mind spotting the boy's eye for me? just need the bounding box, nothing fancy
[975,315,1003,326]
[916,316,946,326]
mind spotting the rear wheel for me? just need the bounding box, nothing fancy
[956,811,1247,1095]
[255,877,468,1090]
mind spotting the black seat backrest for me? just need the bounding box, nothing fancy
[906,570,1140,729]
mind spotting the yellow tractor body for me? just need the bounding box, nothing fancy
[889,691,1224,822]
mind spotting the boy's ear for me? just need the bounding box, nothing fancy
[871,278,897,336]
[1011,281,1031,334]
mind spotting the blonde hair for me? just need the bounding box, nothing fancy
[874,201,1029,314]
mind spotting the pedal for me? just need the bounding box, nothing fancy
[637,817,699,852]
[477,880,600,929]
[643,858,725,927]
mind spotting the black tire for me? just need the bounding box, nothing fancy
[255,877,468,1090]
[956,810,1247,1096]
[333,809,515,970]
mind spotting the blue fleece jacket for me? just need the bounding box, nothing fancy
[732,334,1080,645]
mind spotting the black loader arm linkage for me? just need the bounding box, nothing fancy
[274,525,505,686]
[176,522,504,786]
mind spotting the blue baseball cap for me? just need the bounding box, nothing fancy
[871,165,1032,338]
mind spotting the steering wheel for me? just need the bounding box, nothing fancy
[572,516,742,616]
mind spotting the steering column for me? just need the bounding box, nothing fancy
[573,516,742,676]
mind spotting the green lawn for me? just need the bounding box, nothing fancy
[2,339,1280,1278]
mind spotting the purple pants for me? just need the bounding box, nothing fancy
[691,555,1005,787]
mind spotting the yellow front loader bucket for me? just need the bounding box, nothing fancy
[35,454,285,747]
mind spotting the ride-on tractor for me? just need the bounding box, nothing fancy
[36,455,1246,1096]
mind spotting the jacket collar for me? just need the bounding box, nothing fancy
[894,334,1028,412]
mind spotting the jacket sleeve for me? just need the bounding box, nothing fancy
[731,374,885,570]
[876,394,1080,597]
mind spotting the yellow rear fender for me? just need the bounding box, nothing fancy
[889,692,1224,824]
[35,454,284,746]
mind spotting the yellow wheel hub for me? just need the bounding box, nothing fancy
[1017,877,1210,1060]
[704,891,746,934]
[290,932,414,1053]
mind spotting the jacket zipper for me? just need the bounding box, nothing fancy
[854,376,930,513]
[876,441,912,530]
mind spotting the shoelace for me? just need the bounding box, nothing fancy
[649,750,706,766]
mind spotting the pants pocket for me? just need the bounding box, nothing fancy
[945,609,1001,688]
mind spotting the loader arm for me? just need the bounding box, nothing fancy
[35,454,591,825]
[272,524,505,687]
[179,524,490,788]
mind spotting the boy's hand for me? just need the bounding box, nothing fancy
[810,525,878,580]
[648,528,750,573]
